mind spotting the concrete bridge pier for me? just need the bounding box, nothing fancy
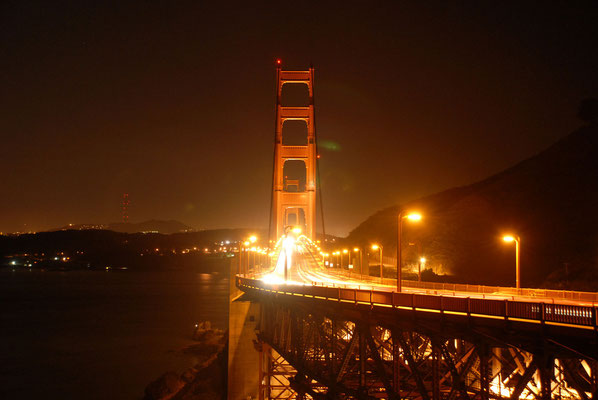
[228,262,261,400]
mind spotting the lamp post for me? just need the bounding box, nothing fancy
[243,241,250,274]
[502,235,521,290]
[342,249,348,273]
[322,252,329,267]
[248,236,257,274]
[238,241,243,276]
[397,211,422,292]
[353,247,362,280]
[372,244,383,283]
[257,249,262,273]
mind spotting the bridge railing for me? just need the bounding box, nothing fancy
[237,276,598,329]
[269,241,598,304]
[314,265,598,303]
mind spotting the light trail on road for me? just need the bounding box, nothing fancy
[256,236,597,308]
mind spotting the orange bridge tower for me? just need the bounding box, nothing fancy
[271,63,317,240]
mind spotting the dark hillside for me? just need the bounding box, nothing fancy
[348,116,598,289]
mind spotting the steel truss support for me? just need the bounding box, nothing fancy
[256,298,597,399]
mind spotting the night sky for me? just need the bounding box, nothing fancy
[1,1,597,236]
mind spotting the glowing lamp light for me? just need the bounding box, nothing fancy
[342,249,348,254]
[353,247,359,252]
[244,241,250,246]
[371,244,380,250]
[503,235,516,242]
[249,235,257,243]
[276,59,281,64]
[292,227,302,235]
[406,213,422,221]
[420,257,426,264]
[283,235,295,248]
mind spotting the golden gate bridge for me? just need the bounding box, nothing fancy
[228,62,598,400]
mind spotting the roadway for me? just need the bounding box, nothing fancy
[253,237,597,309]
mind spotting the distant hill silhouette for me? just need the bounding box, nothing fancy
[54,219,194,234]
[106,219,193,234]
[0,228,267,271]
[348,109,598,289]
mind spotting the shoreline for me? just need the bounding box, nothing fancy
[143,322,227,400]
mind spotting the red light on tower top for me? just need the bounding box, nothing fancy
[276,59,281,65]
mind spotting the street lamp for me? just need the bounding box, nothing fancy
[247,236,258,273]
[237,241,243,276]
[251,247,257,273]
[372,244,383,282]
[502,235,521,290]
[243,241,250,274]
[342,249,348,271]
[397,211,422,292]
[353,247,362,279]
[322,252,329,267]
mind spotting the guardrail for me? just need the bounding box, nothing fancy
[237,276,598,330]
[315,263,598,303]
[299,242,598,303]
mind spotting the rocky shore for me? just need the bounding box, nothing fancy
[143,322,227,400]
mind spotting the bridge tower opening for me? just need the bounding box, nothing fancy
[271,64,317,241]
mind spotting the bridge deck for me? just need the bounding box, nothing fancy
[239,240,598,331]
